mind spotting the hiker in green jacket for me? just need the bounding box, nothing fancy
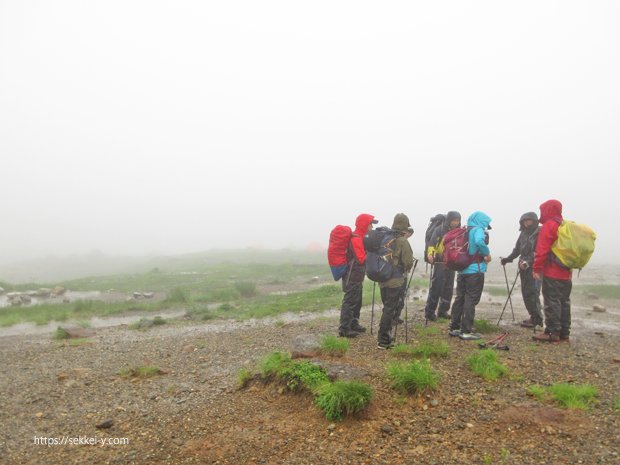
[377,213,414,349]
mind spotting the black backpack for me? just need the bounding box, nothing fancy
[363,227,403,282]
[424,214,445,263]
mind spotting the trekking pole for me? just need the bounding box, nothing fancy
[370,281,376,335]
[404,258,419,343]
[501,262,515,320]
[497,269,519,326]
[425,262,434,327]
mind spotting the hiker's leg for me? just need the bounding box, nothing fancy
[542,277,562,335]
[350,282,364,326]
[438,267,455,317]
[378,286,400,345]
[424,265,444,318]
[461,273,484,334]
[339,280,358,333]
[559,279,572,338]
[521,268,543,324]
[449,274,466,331]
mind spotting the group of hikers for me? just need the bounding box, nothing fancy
[331,199,582,350]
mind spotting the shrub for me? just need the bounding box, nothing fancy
[527,385,546,401]
[467,349,508,381]
[234,281,257,298]
[320,334,349,356]
[166,287,188,303]
[53,327,70,340]
[279,361,330,392]
[314,381,373,421]
[387,360,440,394]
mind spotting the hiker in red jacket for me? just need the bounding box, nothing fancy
[338,213,377,338]
[532,199,572,343]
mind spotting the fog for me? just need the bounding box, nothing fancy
[0,1,618,269]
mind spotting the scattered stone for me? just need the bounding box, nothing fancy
[430,399,439,407]
[51,286,66,296]
[592,305,606,313]
[466,423,474,428]
[380,424,394,435]
[291,334,321,358]
[57,327,95,339]
[25,290,37,297]
[327,424,336,431]
[133,292,144,299]
[96,419,114,429]
[21,295,32,304]
[143,292,155,298]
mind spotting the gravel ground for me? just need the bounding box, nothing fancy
[1,289,619,465]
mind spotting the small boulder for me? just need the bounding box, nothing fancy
[593,305,607,313]
[291,334,321,358]
[51,286,66,296]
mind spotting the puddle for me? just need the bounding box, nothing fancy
[0,309,187,338]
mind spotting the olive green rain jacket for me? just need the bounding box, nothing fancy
[380,213,414,289]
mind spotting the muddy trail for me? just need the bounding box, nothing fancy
[1,281,619,465]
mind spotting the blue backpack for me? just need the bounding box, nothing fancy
[363,227,403,282]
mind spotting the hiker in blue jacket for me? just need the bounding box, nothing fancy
[449,211,492,340]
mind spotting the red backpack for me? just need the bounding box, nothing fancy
[328,225,353,280]
[443,226,488,271]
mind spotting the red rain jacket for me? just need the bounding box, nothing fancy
[533,199,572,281]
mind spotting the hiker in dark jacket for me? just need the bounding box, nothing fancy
[532,200,572,343]
[377,213,414,349]
[338,213,377,338]
[424,211,461,321]
[500,212,543,328]
[449,211,492,341]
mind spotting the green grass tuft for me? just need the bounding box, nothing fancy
[166,287,188,303]
[467,349,509,381]
[320,334,349,356]
[259,351,292,377]
[411,340,449,358]
[314,381,373,421]
[527,385,546,400]
[387,360,440,394]
[237,368,252,389]
[473,319,495,334]
[234,281,258,298]
[548,383,598,409]
[53,327,70,340]
[614,396,620,411]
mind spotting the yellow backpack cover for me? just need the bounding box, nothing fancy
[551,221,596,269]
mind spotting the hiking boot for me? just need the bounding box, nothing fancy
[449,329,462,337]
[437,312,451,319]
[532,332,560,343]
[520,318,535,328]
[377,341,395,350]
[425,314,437,322]
[351,322,367,333]
[459,332,481,341]
[338,330,359,338]
[560,335,570,343]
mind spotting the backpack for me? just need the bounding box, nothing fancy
[363,227,403,282]
[327,225,353,281]
[424,214,445,263]
[551,221,596,270]
[443,226,488,271]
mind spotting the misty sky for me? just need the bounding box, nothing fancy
[0,1,618,266]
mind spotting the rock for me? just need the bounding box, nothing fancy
[313,361,368,381]
[133,292,144,299]
[26,290,37,297]
[20,295,32,304]
[592,305,606,313]
[143,292,155,299]
[6,292,20,298]
[327,423,336,431]
[291,334,321,358]
[0,286,4,294]
[380,424,394,434]
[51,286,66,296]
[182,345,196,353]
[36,288,52,297]
[96,419,114,429]
[58,327,95,339]
[9,297,23,306]
[430,399,439,407]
